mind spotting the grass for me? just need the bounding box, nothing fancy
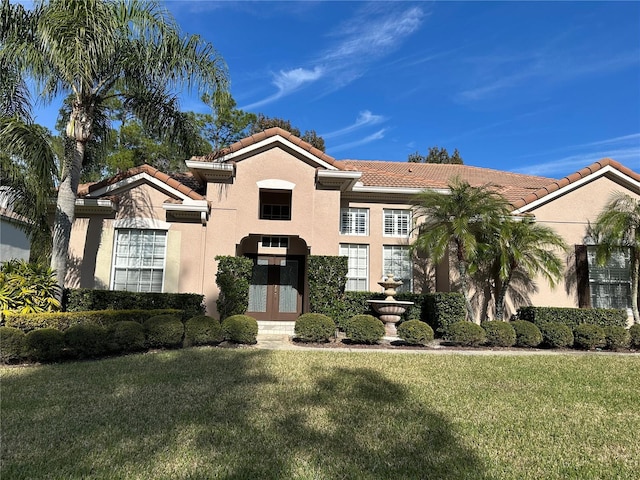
[1,348,639,479]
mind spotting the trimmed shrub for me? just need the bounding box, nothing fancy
[294,313,335,343]
[511,320,542,348]
[445,321,486,347]
[64,324,108,358]
[630,324,640,349]
[107,321,146,353]
[143,315,184,349]
[397,320,434,346]
[0,326,26,363]
[344,315,385,344]
[424,293,466,337]
[215,256,253,319]
[308,255,348,321]
[573,324,606,350]
[25,328,65,362]
[539,322,574,349]
[222,315,258,344]
[603,326,630,351]
[184,315,223,347]
[481,321,516,347]
[517,306,627,329]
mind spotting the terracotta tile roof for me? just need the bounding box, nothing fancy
[336,160,555,205]
[77,165,206,201]
[192,127,342,169]
[511,158,640,210]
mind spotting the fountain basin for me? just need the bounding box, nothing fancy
[367,300,414,336]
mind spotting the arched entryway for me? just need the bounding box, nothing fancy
[238,235,309,321]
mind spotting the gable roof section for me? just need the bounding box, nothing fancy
[336,160,555,205]
[511,158,640,213]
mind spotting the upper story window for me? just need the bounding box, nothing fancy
[383,209,411,237]
[111,229,166,292]
[340,208,369,236]
[587,246,631,310]
[260,190,291,220]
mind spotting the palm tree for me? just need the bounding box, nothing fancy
[592,192,640,324]
[489,218,567,320]
[1,0,228,292]
[413,178,510,321]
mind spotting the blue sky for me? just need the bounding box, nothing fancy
[29,1,640,179]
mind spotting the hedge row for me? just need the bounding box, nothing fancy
[517,306,628,328]
[0,314,259,364]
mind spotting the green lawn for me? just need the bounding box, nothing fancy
[1,348,639,479]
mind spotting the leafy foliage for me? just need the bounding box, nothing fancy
[307,255,348,321]
[481,321,516,347]
[0,326,26,363]
[573,324,606,350]
[511,320,542,348]
[294,313,335,343]
[222,315,258,344]
[215,256,253,319]
[445,321,486,347]
[249,114,326,152]
[184,315,223,347]
[602,326,630,351]
[517,306,628,329]
[397,320,434,346]
[25,327,65,362]
[630,324,640,349]
[408,146,464,164]
[143,314,184,349]
[0,260,61,313]
[344,315,385,344]
[539,322,574,348]
[106,321,146,353]
[64,323,108,358]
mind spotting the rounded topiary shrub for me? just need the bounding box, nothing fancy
[222,315,258,344]
[445,321,486,347]
[25,328,65,362]
[184,315,223,347]
[0,326,26,364]
[511,320,542,348]
[397,320,434,346]
[143,314,184,349]
[481,321,516,347]
[602,325,630,351]
[294,313,335,343]
[107,321,146,353]
[539,322,574,349]
[64,323,108,358]
[344,315,385,344]
[573,324,606,350]
[630,324,640,349]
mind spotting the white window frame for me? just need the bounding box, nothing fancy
[339,243,369,291]
[587,246,631,310]
[383,209,411,237]
[340,207,369,236]
[382,245,413,293]
[111,228,167,293]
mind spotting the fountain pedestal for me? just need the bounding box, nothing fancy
[366,274,414,337]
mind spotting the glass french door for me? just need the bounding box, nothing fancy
[247,256,302,320]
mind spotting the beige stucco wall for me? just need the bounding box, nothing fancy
[0,218,31,262]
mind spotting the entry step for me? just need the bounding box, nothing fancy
[257,320,296,335]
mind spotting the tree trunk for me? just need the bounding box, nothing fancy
[631,249,639,325]
[50,104,92,297]
[494,272,512,321]
[457,261,475,322]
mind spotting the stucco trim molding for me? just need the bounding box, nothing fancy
[256,179,296,190]
[85,172,194,202]
[114,218,171,230]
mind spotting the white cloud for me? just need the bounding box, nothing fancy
[330,129,387,154]
[242,67,324,110]
[321,110,386,139]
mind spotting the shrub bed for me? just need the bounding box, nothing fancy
[517,306,627,328]
[25,328,65,362]
[397,320,433,346]
[445,321,486,347]
[0,326,26,363]
[573,324,606,350]
[184,315,223,347]
[64,324,108,358]
[222,315,258,344]
[602,326,630,351]
[215,256,253,319]
[344,315,385,344]
[481,321,516,347]
[107,321,146,353]
[630,324,640,349]
[294,313,335,343]
[143,315,184,349]
[511,320,542,348]
[539,322,574,349]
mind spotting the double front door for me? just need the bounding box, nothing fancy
[247,256,303,321]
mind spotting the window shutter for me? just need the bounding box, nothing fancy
[575,244,590,308]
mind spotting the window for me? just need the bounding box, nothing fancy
[340,208,369,236]
[111,229,166,292]
[339,244,369,291]
[383,209,411,237]
[587,246,631,310]
[383,245,413,292]
[260,190,291,220]
[261,236,289,248]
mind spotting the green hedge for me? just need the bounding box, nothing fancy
[65,289,204,320]
[603,326,630,351]
[539,322,574,349]
[445,321,486,347]
[25,328,65,362]
[64,324,108,358]
[630,324,640,349]
[294,313,335,343]
[517,306,628,329]
[573,324,606,350]
[0,326,26,363]
[481,321,516,347]
[215,256,253,320]
[423,293,466,336]
[222,315,258,344]
[3,309,182,332]
[106,321,146,353]
[397,320,434,346]
[143,314,184,349]
[511,320,542,348]
[184,315,223,347]
[308,255,348,320]
[344,315,385,344]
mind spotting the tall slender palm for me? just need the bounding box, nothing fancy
[489,218,567,320]
[592,192,640,324]
[413,178,510,320]
[1,0,228,292]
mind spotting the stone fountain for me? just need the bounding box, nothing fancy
[367,274,414,337]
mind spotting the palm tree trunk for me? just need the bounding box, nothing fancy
[494,272,512,321]
[457,261,475,322]
[631,249,639,325]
